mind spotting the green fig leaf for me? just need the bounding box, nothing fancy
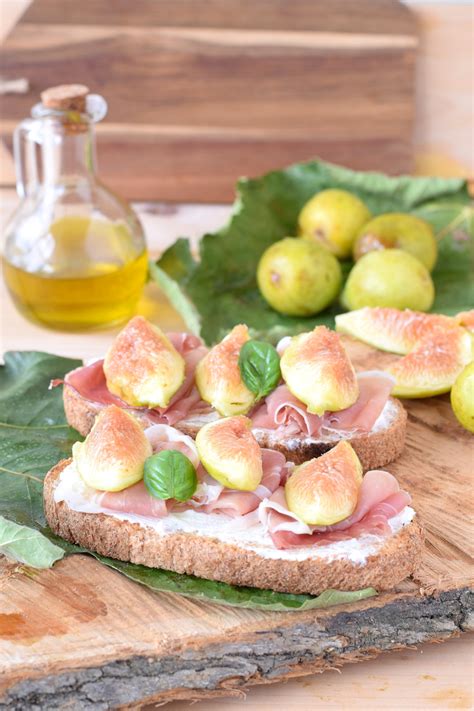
[144,449,198,502]
[238,339,281,400]
[151,159,473,345]
[0,515,64,568]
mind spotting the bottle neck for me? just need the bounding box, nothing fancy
[42,122,97,187]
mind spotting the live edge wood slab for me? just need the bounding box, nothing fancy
[0,339,473,710]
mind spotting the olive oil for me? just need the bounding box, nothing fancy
[3,84,149,330]
[3,216,148,330]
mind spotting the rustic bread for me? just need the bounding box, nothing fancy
[44,459,423,596]
[63,385,407,470]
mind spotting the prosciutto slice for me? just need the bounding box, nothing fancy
[91,430,288,522]
[259,469,411,549]
[251,371,394,438]
[251,385,322,437]
[321,371,395,434]
[192,449,287,518]
[96,424,200,518]
[98,481,169,518]
[144,424,200,468]
[63,332,210,426]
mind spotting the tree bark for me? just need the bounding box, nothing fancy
[2,587,472,711]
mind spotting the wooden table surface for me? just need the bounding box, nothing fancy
[1,191,473,710]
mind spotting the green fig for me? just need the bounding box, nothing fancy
[342,249,435,312]
[353,213,437,271]
[196,416,263,491]
[298,189,371,258]
[257,237,341,316]
[451,361,474,432]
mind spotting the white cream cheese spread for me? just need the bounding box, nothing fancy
[54,463,415,565]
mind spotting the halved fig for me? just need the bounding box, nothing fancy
[388,327,473,397]
[195,324,255,416]
[103,316,185,408]
[195,416,263,491]
[336,307,457,355]
[285,441,363,525]
[280,326,358,415]
[73,405,152,491]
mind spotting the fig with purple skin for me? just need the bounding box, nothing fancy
[285,441,363,525]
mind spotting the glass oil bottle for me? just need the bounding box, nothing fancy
[2,84,148,329]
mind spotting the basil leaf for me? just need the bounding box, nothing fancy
[239,339,281,400]
[144,450,197,502]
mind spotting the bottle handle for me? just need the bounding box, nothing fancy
[13,119,40,198]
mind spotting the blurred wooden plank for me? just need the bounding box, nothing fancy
[1,25,416,129]
[22,0,417,35]
[0,127,413,201]
[0,0,417,201]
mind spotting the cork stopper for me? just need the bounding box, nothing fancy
[41,84,90,113]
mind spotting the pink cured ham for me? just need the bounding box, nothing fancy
[322,371,395,434]
[98,481,169,518]
[195,449,288,517]
[251,371,394,438]
[62,332,210,426]
[259,469,411,549]
[97,424,199,517]
[91,432,287,522]
[251,385,322,437]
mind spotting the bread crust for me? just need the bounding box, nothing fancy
[63,381,406,470]
[44,460,423,596]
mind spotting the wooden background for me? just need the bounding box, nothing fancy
[0,0,419,201]
[2,2,472,202]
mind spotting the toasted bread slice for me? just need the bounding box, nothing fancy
[44,459,423,596]
[63,383,407,470]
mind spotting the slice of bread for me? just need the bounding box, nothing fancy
[44,460,423,596]
[63,384,407,470]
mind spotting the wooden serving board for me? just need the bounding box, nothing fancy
[0,337,472,710]
[0,0,417,201]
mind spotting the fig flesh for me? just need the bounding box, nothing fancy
[195,416,263,491]
[257,237,341,316]
[298,189,371,258]
[451,361,474,433]
[280,326,359,415]
[73,405,152,491]
[336,307,457,355]
[103,316,186,409]
[285,441,363,525]
[388,327,472,398]
[353,213,437,271]
[195,324,255,416]
[342,249,435,312]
